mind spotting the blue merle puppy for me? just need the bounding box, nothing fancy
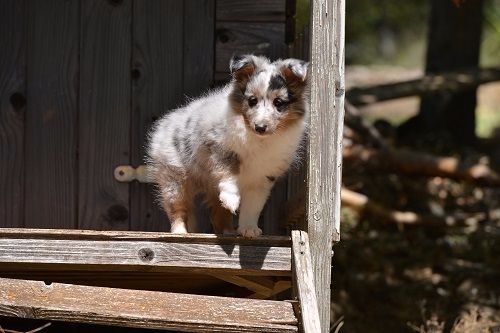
[147,54,309,238]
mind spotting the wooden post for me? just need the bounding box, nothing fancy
[308,0,345,331]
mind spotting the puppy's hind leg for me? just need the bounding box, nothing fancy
[158,180,190,234]
[209,201,236,235]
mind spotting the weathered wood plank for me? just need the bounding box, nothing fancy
[0,0,25,228]
[24,0,79,228]
[0,231,291,276]
[130,0,184,232]
[79,0,132,230]
[215,22,285,73]
[217,0,286,22]
[184,0,215,96]
[262,179,289,235]
[0,228,291,246]
[0,278,298,332]
[307,0,345,330]
[291,230,321,333]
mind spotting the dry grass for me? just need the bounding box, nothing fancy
[408,307,499,333]
[451,307,498,333]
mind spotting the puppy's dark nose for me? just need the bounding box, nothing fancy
[255,124,267,134]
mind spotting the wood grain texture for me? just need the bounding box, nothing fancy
[130,0,184,232]
[79,0,132,230]
[291,230,321,333]
[0,278,298,332]
[24,0,78,228]
[183,0,215,96]
[262,179,289,235]
[215,22,285,73]
[0,232,292,276]
[0,0,25,228]
[217,0,286,22]
[307,0,345,330]
[0,228,292,246]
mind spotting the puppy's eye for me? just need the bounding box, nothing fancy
[248,96,258,107]
[273,98,285,108]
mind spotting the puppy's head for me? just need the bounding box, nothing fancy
[229,54,309,136]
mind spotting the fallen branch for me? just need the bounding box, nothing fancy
[343,145,500,186]
[282,188,447,228]
[347,67,500,106]
[341,188,447,226]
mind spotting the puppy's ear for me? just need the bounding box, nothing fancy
[279,59,309,86]
[230,54,256,82]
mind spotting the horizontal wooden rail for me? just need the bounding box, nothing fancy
[347,67,500,106]
[0,228,291,276]
[0,277,298,332]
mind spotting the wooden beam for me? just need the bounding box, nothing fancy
[210,274,277,296]
[292,231,321,333]
[0,229,291,276]
[308,0,345,330]
[0,228,291,246]
[248,280,292,299]
[347,67,500,106]
[0,277,298,332]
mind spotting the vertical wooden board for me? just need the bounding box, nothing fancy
[183,0,215,96]
[217,0,287,22]
[184,0,216,232]
[130,0,184,232]
[24,0,79,228]
[291,231,321,333]
[307,0,345,331]
[215,22,286,73]
[79,0,132,230]
[262,180,288,235]
[0,1,25,228]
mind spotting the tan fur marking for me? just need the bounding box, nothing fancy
[210,203,235,234]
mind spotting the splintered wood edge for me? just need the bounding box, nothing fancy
[0,228,291,246]
[0,277,298,333]
[291,230,322,333]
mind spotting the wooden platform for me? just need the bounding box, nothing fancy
[0,229,320,332]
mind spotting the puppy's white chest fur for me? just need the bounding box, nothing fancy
[228,117,304,189]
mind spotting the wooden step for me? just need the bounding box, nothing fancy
[0,277,298,332]
[0,228,291,276]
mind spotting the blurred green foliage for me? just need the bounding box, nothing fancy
[295,0,500,67]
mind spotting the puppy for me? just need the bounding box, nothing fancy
[147,54,309,238]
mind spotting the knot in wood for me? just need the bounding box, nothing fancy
[108,0,123,6]
[131,68,141,80]
[105,204,129,222]
[216,29,230,43]
[138,248,155,262]
[10,92,26,112]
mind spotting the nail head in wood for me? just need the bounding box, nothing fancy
[138,248,155,262]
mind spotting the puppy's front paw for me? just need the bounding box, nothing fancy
[219,191,240,214]
[237,226,263,238]
[170,223,188,234]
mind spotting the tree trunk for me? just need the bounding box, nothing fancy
[398,0,484,146]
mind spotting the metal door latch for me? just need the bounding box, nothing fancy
[114,165,152,183]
